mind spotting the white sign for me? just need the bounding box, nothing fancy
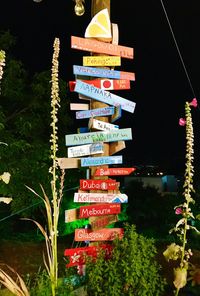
[74,192,128,203]
[68,142,104,158]
[89,118,119,131]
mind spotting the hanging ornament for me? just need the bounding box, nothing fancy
[74,0,85,16]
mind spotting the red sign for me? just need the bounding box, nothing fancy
[79,203,121,218]
[95,167,136,176]
[75,228,124,241]
[80,179,119,191]
[64,244,113,267]
[89,214,118,230]
[69,79,130,91]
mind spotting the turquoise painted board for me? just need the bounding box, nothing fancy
[81,155,123,167]
[73,65,135,81]
[65,128,132,146]
[76,106,114,119]
[74,80,136,113]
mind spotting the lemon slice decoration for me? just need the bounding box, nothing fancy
[85,8,112,41]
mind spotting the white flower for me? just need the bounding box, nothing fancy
[0,172,11,184]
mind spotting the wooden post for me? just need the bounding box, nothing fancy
[90,0,111,180]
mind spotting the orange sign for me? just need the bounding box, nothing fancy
[75,228,124,241]
[95,167,136,176]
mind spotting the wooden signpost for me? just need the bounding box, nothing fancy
[74,192,128,203]
[67,142,104,158]
[69,79,130,91]
[65,128,132,146]
[83,56,121,67]
[94,167,136,176]
[71,36,134,59]
[74,228,124,241]
[74,80,136,113]
[80,179,119,190]
[73,65,135,81]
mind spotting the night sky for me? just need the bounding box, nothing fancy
[1,0,200,174]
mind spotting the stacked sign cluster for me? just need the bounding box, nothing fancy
[60,8,136,273]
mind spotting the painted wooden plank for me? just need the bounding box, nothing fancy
[65,208,79,223]
[64,244,113,267]
[73,65,135,81]
[89,118,119,131]
[83,56,121,67]
[74,80,136,113]
[80,179,119,191]
[70,103,89,110]
[74,192,128,203]
[95,167,137,176]
[57,158,80,169]
[109,141,126,155]
[71,36,134,59]
[65,128,132,146]
[69,79,130,91]
[77,127,89,133]
[79,203,121,218]
[76,106,114,119]
[68,143,104,158]
[89,214,118,230]
[111,105,122,123]
[74,228,124,241]
[81,155,122,167]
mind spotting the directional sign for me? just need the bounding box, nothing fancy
[109,141,126,155]
[74,80,136,113]
[73,65,135,81]
[81,155,122,167]
[68,143,104,158]
[70,103,89,110]
[74,192,128,203]
[69,79,130,91]
[64,244,113,267]
[94,167,136,176]
[65,128,132,146]
[89,214,118,230]
[79,204,121,218]
[80,179,119,191]
[89,118,119,131]
[76,106,114,119]
[83,56,121,67]
[57,158,80,169]
[71,36,134,59]
[75,228,124,241]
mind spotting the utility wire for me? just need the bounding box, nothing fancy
[159,0,197,99]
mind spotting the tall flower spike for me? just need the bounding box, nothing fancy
[0,50,6,94]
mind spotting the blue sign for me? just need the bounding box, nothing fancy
[81,155,123,167]
[76,106,114,119]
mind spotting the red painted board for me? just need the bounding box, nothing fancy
[69,79,130,91]
[75,228,124,241]
[80,179,119,191]
[89,214,118,230]
[64,244,113,267]
[79,203,121,218]
[94,167,136,176]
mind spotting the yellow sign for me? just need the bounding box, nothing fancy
[83,56,121,67]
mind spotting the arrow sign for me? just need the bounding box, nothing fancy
[95,167,136,176]
[80,179,119,191]
[83,56,121,67]
[74,80,136,113]
[74,192,128,203]
[65,128,132,146]
[74,228,124,242]
[89,214,118,230]
[81,155,122,167]
[69,79,130,91]
[71,36,134,59]
[68,142,104,158]
[57,158,80,169]
[79,204,121,218]
[73,65,135,81]
[89,118,119,131]
[76,106,114,119]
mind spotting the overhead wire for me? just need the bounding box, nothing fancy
[159,0,197,100]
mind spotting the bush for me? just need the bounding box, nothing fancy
[85,224,167,296]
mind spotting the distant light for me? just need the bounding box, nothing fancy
[33,0,43,3]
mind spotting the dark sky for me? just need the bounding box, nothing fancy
[1,0,200,174]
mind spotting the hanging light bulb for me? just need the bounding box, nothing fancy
[74,0,85,16]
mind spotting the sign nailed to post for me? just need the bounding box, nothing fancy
[81,155,123,167]
[74,228,124,241]
[95,167,136,176]
[74,80,136,113]
[80,179,119,191]
[89,118,119,131]
[74,192,128,203]
[69,79,130,91]
[65,128,132,146]
[83,56,121,67]
[68,142,104,158]
[71,36,134,59]
[79,204,121,218]
[76,106,115,120]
